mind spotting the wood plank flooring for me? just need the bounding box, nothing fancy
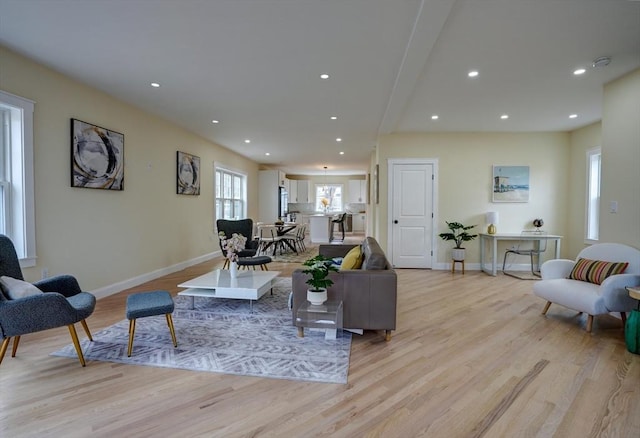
[2,250,640,437]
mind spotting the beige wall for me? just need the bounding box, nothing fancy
[377,132,571,265]
[600,69,640,246]
[1,46,259,291]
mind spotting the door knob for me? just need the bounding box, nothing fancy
[394,220,398,224]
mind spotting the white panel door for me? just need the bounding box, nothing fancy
[390,163,434,268]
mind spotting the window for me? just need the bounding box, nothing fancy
[215,167,246,220]
[0,90,36,267]
[315,184,343,212]
[585,148,601,242]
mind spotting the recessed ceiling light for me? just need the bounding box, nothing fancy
[500,114,509,119]
[339,151,344,155]
[211,119,219,124]
[336,138,342,142]
[468,70,479,78]
[330,116,337,120]
[592,56,611,68]
[320,73,330,79]
[244,139,251,144]
[431,115,439,120]
[573,68,586,75]
[569,114,578,119]
[265,152,270,156]
[150,82,160,88]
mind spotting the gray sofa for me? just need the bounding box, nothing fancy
[292,237,397,341]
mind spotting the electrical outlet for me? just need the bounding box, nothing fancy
[41,267,49,279]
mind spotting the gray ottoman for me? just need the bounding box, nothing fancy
[126,290,177,357]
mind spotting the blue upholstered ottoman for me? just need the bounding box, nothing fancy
[125,290,177,356]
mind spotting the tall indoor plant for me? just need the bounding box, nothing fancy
[302,254,339,305]
[439,221,477,261]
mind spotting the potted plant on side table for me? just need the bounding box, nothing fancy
[439,221,478,261]
[302,254,339,305]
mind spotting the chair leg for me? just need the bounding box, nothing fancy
[385,330,392,342]
[68,324,86,367]
[586,315,594,333]
[542,301,552,315]
[80,320,93,341]
[222,258,230,269]
[0,337,10,364]
[11,336,20,357]
[166,314,178,348]
[127,319,136,357]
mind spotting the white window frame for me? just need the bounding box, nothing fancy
[585,147,601,243]
[314,183,343,213]
[214,164,247,221]
[0,90,36,267]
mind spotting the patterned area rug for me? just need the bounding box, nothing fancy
[51,278,351,384]
[267,242,318,263]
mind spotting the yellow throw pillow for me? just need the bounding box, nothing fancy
[340,245,363,270]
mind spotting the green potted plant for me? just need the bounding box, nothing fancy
[302,254,339,305]
[439,221,478,261]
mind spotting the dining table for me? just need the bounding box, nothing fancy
[275,222,299,253]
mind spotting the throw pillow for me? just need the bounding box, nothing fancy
[568,258,629,285]
[340,246,363,270]
[0,276,43,299]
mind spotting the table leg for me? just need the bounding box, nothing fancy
[297,327,304,337]
[189,296,195,310]
[480,235,486,274]
[492,237,498,276]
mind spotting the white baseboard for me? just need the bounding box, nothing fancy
[92,250,221,299]
[432,262,534,272]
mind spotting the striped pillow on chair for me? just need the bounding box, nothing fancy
[568,258,629,285]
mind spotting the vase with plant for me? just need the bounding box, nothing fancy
[218,231,247,278]
[302,254,339,305]
[438,221,477,261]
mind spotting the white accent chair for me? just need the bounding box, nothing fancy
[532,243,640,332]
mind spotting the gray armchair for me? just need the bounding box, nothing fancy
[216,219,259,268]
[0,235,96,366]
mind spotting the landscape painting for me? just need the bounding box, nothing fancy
[492,165,529,203]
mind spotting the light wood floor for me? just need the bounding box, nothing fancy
[2,251,640,437]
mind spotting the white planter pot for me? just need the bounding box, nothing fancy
[307,288,327,305]
[451,248,466,261]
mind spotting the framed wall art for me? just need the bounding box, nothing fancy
[176,151,200,195]
[492,165,529,202]
[71,119,124,190]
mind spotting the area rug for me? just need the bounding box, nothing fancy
[268,242,318,263]
[51,278,351,384]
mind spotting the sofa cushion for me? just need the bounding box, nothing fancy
[341,245,363,270]
[0,275,43,299]
[362,237,388,270]
[568,258,628,285]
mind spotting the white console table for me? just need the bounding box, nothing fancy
[479,233,562,276]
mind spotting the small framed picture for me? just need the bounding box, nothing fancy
[71,119,124,190]
[177,151,200,195]
[492,165,529,203]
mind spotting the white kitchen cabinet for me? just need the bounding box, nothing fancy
[295,180,311,203]
[348,179,367,203]
[283,178,291,194]
[352,213,366,232]
[258,170,284,222]
[288,179,297,201]
[278,171,286,187]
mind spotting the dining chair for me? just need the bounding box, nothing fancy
[257,225,283,256]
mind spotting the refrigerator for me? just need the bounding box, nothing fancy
[279,187,288,219]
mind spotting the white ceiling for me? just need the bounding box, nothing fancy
[1,0,639,175]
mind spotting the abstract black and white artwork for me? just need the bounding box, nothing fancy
[71,119,124,190]
[176,151,200,195]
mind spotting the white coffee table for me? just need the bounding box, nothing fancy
[177,269,280,312]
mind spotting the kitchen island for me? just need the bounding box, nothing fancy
[308,214,333,243]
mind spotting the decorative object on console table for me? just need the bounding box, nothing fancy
[486,211,499,234]
[302,254,339,305]
[492,165,529,203]
[533,218,544,230]
[176,151,200,195]
[71,118,124,190]
[439,221,478,263]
